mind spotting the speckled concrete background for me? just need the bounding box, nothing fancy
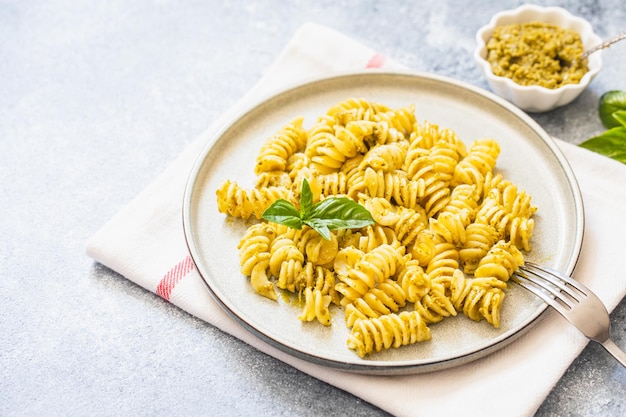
[1,1,625,416]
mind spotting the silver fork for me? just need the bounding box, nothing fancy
[512,262,626,367]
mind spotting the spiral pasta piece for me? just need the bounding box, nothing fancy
[335,244,405,304]
[354,244,405,284]
[238,223,277,300]
[369,121,406,145]
[347,311,431,358]
[459,223,499,274]
[299,287,333,326]
[362,197,398,226]
[417,175,452,219]
[396,259,431,303]
[344,303,369,328]
[408,120,466,153]
[333,121,375,158]
[345,278,407,325]
[475,186,536,251]
[426,241,459,289]
[414,283,457,324]
[360,198,425,247]
[269,236,305,292]
[315,171,349,197]
[405,140,463,183]
[297,262,340,305]
[333,246,363,276]
[351,167,425,211]
[302,231,339,267]
[474,191,511,239]
[305,117,335,157]
[326,98,390,122]
[452,138,500,197]
[429,140,465,178]
[408,229,437,266]
[374,104,417,137]
[428,211,467,247]
[255,117,308,175]
[216,180,291,220]
[238,223,276,275]
[483,172,535,217]
[354,224,401,252]
[449,269,507,327]
[440,184,479,226]
[255,171,292,189]
[286,152,309,175]
[509,216,535,252]
[482,180,537,251]
[403,139,460,213]
[360,141,408,172]
[474,240,524,282]
[306,120,375,174]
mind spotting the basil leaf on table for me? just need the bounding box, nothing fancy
[579,125,626,164]
[262,178,375,240]
[599,90,626,129]
[612,109,626,127]
[580,91,626,164]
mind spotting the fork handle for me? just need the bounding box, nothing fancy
[600,338,626,368]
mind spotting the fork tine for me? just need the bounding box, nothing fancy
[514,263,626,368]
[524,262,587,296]
[517,264,584,307]
[512,273,573,315]
[513,275,555,304]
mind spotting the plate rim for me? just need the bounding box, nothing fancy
[182,69,585,375]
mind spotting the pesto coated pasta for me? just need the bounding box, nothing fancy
[215,98,537,358]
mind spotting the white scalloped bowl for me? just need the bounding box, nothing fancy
[474,5,602,113]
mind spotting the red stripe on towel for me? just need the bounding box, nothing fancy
[366,53,386,68]
[156,255,195,301]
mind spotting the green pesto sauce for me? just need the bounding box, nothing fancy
[486,22,588,89]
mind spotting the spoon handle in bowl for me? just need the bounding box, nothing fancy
[582,30,626,60]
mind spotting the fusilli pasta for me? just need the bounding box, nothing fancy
[216,98,537,358]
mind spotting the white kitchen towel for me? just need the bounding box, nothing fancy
[86,22,626,417]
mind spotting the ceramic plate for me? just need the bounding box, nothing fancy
[182,70,584,375]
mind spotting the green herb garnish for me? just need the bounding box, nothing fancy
[261,179,375,240]
[599,90,626,129]
[580,91,626,165]
[579,116,626,164]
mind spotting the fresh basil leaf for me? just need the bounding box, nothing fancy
[303,218,332,240]
[262,199,303,229]
[262,180,375,240]
[307,216,376,231]
[611,110,626,128]
[300,178,313,216]
[599,90,626,129]
[309,197,375,229]
[579,127,626,164]
[304,197,374,240]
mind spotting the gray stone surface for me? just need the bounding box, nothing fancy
[1,0,625,416]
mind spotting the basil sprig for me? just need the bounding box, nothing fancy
[261,179,375,240]
[580,91,626,164]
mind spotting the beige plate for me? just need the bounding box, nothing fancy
[182,70,584,375]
